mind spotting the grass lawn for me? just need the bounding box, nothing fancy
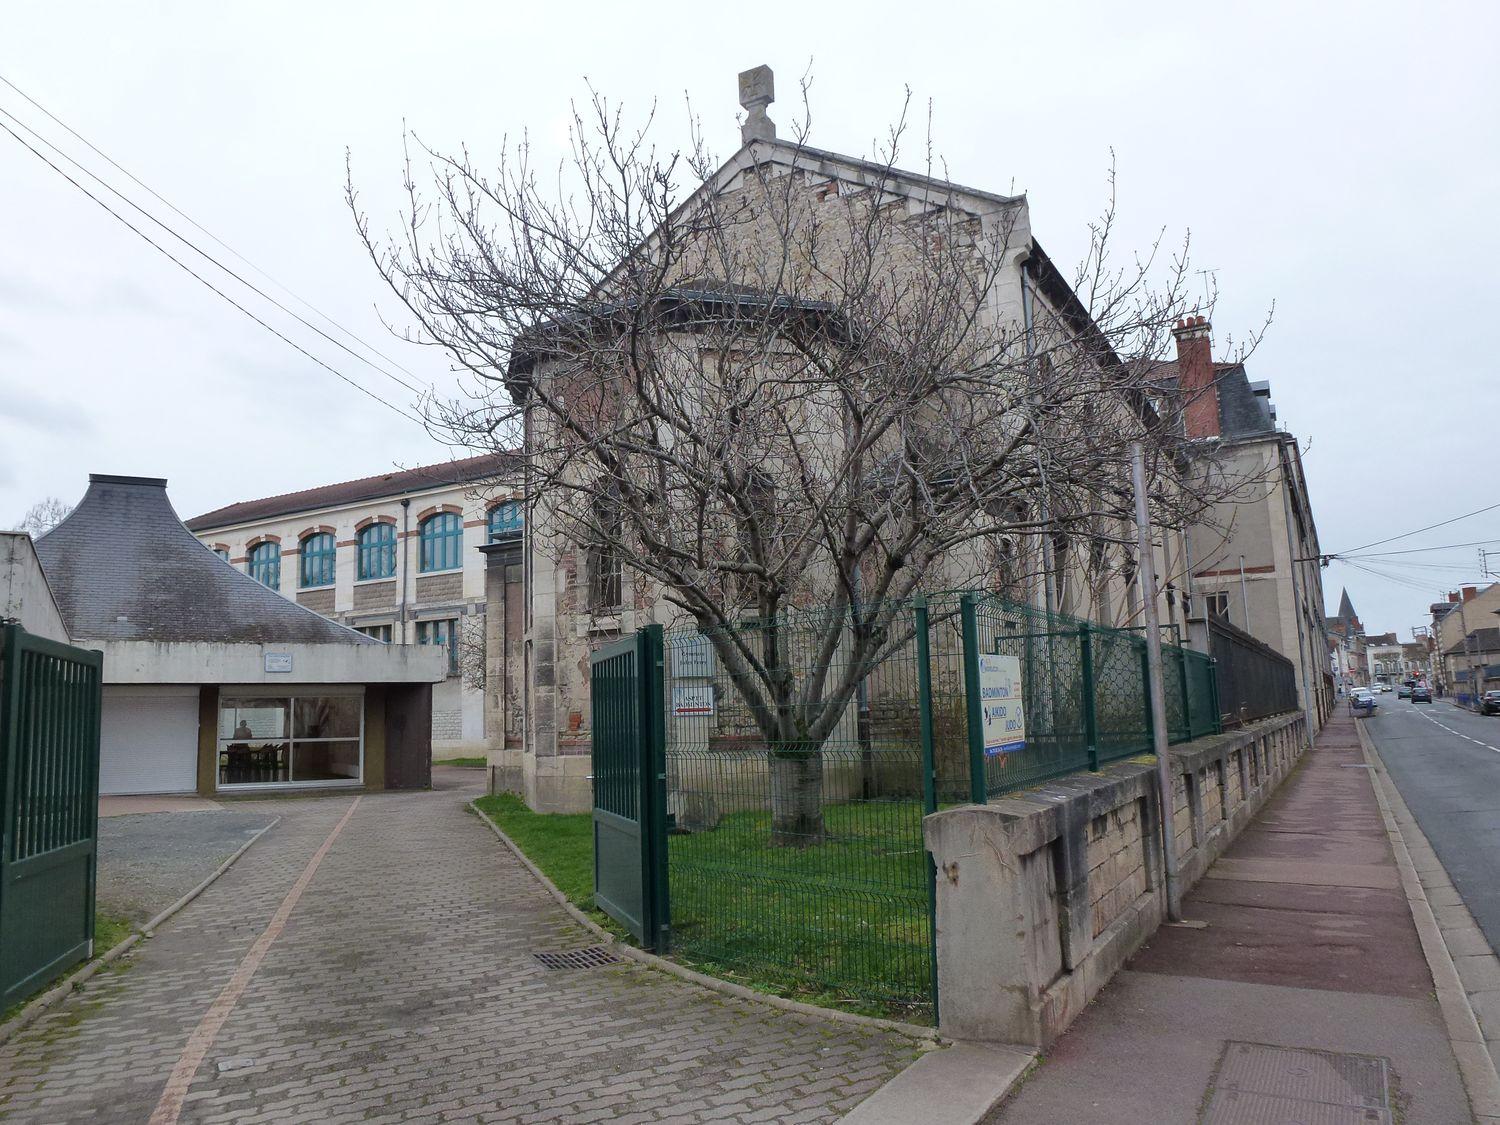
[435,756,488,768]
[473,792,933,1023]
[473,794,596,908]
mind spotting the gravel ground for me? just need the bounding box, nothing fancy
[97,811,277,924]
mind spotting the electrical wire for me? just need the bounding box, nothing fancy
[0,100,429,400]
[0,71,429,394]
[0,118,428,428]
[1344,538,1500,559]
[1335,502,1500,555]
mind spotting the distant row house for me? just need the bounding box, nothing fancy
[186,454,523,759]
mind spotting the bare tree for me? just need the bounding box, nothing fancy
[351,86,1254,841]
[15,497,72,537]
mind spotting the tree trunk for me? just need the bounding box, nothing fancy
[769,750,824,846]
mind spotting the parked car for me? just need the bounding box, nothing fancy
[1411,685,1432,704]
[1351,689,1378,715]
[1398,684,1412,698]
[1482,690,1500,715]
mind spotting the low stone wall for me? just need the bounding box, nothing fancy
[923,711,1306,1047]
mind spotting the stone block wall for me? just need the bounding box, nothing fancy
[924,711,1307,1047]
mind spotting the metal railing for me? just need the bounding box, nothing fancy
[652,590,1223,1021]
[1207,615,1298,727]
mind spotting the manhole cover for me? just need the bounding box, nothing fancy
[1203,1042,1391,1124]
[533,945,621,971]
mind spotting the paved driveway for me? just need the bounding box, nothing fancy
[0,772,916,1123]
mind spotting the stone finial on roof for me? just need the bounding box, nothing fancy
[738,65,776,144]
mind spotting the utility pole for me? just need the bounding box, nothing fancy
[1131,442,1182,922]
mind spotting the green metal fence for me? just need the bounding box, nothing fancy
[1,624,103,1009]
[649,590,1223,1022]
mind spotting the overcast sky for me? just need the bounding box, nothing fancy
[3,1,1496,640]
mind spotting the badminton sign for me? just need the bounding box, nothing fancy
[978,654,1026,757]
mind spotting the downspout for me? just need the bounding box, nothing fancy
[1276,446,1316,744]
[400,497,411,644]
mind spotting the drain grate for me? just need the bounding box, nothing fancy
[533,945,621,971]
[1203,1042,1391,1124]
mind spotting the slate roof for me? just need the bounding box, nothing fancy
[1446,627,1500,656]
[36,475,376,645]
[1144,359,1277,440]
[185,451,516,532]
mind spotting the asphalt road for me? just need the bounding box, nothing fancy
[1362,692,1500,952]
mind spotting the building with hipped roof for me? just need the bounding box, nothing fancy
[25,474,445,796]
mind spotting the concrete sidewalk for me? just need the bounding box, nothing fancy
[987,711,1476,1123]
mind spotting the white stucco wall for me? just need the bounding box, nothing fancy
[95,639,447,685]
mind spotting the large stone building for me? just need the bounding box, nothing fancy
[503,72,1203,812]
[1149,319,1333,728]
[187,454,522,759]
[1431,584,1500,704]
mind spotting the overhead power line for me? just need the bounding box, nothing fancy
[0,98,428,401]
[1336,501,1500,556]
[0,71,429,397]
[1343,537,1500,559]
[0,118,427,427]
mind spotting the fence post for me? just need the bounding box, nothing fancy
[1079,624,1099,771]
[1176,645,1191,742]
[1140,643,1154,746]
[1209,657,1222,734]
[915,598,937,816]
[960,593,987,805]
[641,623,671,953]
[914,596,940,1023]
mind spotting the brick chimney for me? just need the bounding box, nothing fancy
[1172,315,1219,439]
[1448,591,1461,603]
[1463,586,1478,601]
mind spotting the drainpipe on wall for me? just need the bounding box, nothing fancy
[400,497,411,644]
[1277,450,1316,745]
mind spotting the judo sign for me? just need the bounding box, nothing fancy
[978,653,1026,757]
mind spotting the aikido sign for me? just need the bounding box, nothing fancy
[978,653,1027,757]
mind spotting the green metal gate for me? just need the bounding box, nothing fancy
[590,624,669,951]
[0,624,103,1008]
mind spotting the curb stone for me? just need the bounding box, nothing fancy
[1356,719,1500,1122]
[0,815,280,1049]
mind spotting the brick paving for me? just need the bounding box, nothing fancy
[0,776,917,1123]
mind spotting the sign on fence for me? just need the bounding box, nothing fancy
[978,653,1026,756]
[671,683,715,717]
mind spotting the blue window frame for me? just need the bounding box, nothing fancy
[357,522,396,580]
[212,547,229,562]
[299,532,336,588]
[248,542,281,589]
[417,618,459,675]
[487,501,523,542]
[419,512,463,572]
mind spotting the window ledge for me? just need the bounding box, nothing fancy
[354,575,397,586]
[583,614,623,636]
[417,567,464,576]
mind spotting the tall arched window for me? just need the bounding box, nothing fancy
[487,501,523,542]
[248,542,281,589]
[357,522,396,580]
[419,512,463,572]
[299,532,336,588]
